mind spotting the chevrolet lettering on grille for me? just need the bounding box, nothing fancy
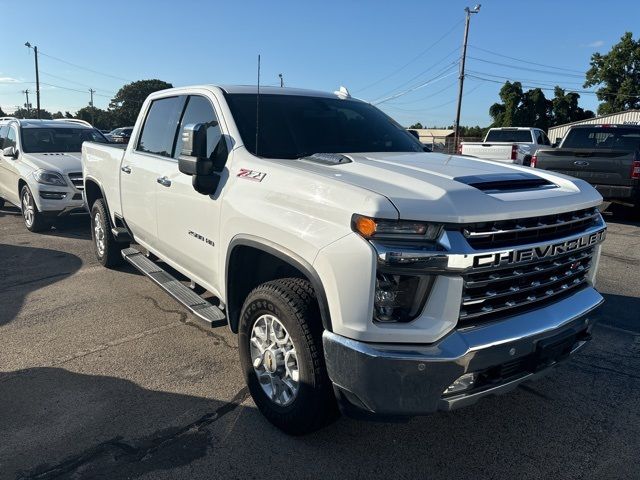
[471,228,606,269]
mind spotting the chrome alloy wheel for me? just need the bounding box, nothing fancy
[21,190,35,228]
[250,314,300,406]
[93,211,106,257]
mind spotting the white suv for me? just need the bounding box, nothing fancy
[0,118,108,231]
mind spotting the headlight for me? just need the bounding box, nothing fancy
[374,273,434,322]
[352,214,443,241]
[34,170,67,186]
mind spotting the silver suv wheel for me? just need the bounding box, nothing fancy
[22,190,35,228]
[250,314,300,406]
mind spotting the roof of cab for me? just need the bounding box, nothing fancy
[151,84,359,101]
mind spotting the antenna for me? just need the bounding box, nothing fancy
[255,54,261,156]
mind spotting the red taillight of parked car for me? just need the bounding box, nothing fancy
[631,160,640,179]
[511,144,518,161]
[530,155,537,168]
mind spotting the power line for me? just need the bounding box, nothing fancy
[38,50,133,82]
[371,67,458,105]
[466,69,587,88]
[467,56,585,78]
[385,79,458,105]
[468,45,586,74]
[354,19,463,93]
[40,70,116,95]
[383,81,482,113]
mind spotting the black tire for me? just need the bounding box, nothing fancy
[239,278,338,435]
[20,185,51,232]
[90,198,125,268]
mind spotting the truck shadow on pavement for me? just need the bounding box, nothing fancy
[597,293,640,333]
[0,244,82,327]
[0,367,248,480]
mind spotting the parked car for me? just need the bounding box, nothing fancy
[82,85,606,434]
[0,119,108,231]
[533,124,640,213]
[110,127,134,144]
[460,127,551,165]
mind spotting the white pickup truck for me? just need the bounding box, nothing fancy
[460,127,552,165]
[82,85,606,434]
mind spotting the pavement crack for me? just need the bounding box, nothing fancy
[142,295,236,350]
[16,387,250,480]
[601,252,640,265]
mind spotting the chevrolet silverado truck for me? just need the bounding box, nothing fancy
[0,118,107,232]
[81,85,607,434]
[460,127,551,165]
[533,124,640,214]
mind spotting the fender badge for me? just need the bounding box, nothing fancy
[237,168,266,182]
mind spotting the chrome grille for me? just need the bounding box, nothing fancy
[68,172,84,190]
[459,247,594,325]
[462,207,599,249]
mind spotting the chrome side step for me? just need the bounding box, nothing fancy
[121,247,226,328]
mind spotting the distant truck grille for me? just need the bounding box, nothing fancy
[459,246,594,326]
[461,207,599,249]
[68,172,84,190]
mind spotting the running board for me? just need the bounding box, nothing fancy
[121,247,226,328]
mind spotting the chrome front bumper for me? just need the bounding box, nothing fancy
[323,287,603,416]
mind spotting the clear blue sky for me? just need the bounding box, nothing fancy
[0,0,637,127]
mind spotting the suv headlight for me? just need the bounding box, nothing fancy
[352,214,443,241]
[34,170,67,186]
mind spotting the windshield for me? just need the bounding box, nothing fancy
[224,93,424,159]
[21,128,108,153]
[485,130,533,143]
[562,127,640,150]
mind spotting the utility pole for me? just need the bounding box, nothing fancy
[453,4,481,151]
[21,89,31,114]
[24,42,41,119]
[89,89,96,125]
[278,73,284,88]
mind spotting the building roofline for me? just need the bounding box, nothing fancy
[549,109,640,130]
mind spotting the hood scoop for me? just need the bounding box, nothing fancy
[454,172,556,193]
[301,153,352,165]
[41,153,68,156]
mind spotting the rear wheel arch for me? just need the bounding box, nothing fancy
[225,237,332,334]
[84,178,104,211]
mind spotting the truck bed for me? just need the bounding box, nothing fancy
[82,141,127,218]
[460,142,516,162]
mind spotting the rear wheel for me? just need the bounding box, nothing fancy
[238,278,338,435]
[91,199,125,268]
[20,185,50,232]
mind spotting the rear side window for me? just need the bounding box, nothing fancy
[0,125,8,147]
[562,127,640,150]
[174,95,222,159]
[485,130,533,143]
[5,127,17,149]
[137,96,185,157]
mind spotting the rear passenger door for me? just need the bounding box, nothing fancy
[0,126,21,205]
[120,96,185,248]
[155,94,228,292]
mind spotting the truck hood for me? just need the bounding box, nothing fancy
[22,152,83,174]
[288,151,603,223]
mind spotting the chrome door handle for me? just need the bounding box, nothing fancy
[121,165,131,174]
[156,176,171,187]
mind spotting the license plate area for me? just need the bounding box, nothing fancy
[532,327,588,371]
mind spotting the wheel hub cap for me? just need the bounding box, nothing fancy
[249,314,299,406]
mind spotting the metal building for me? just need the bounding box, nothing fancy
[548,109,640,144]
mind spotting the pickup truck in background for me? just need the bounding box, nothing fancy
[459,127,551,165]
[533,124,640,214]
[82,85,606,434]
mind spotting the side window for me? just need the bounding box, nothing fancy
[174,95,222,159]
[0,125,8,148]
[5,127,17,149]
[534,130,543,144]
[136,96,186,157]
[541,132,551,145]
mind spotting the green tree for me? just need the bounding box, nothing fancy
[519,88,552,130]
[12,108,53,119]
[551,87,594,125]
[109,79,173,126]
[52,111,65,119]
[489,81,524,127]
[584,32,640,114]
[408,122,424,129]
[0,105,6,116]
[75,106,115,130]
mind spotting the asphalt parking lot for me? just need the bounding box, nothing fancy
[0,205,639,480]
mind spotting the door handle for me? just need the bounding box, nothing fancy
[156,176,172,187]
[121,165,131,174]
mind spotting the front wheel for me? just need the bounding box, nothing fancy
[238,278,338,435]
[91,199,125,268]
[20,185,50,232]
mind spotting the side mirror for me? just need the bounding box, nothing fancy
[2,146,17,158]
[178,123,228,195]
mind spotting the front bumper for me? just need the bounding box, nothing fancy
[323,286,603,416]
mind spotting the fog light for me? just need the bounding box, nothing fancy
[39,191,67,200]
[374,273,433,323]
[443,373,477,396]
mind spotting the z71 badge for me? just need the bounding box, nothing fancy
[237,168,266,182]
